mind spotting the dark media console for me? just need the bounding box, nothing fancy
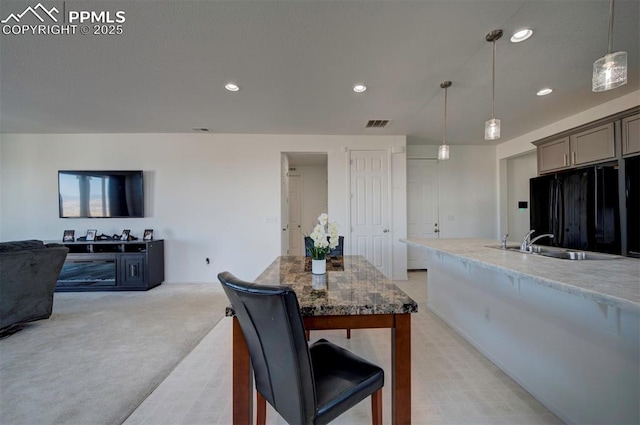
[54,240,164,292]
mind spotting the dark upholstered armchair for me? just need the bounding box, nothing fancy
[218,271,383,424]
[0,240,69,334]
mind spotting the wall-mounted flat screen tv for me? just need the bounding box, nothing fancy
[58,170,144,218]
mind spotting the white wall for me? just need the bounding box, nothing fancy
[0,133,406,282]
[506,152,537,242]
[5,93,634,281]
[407,145,498,239]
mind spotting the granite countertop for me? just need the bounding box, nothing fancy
[402,238,640,313]
[225,255,418,317]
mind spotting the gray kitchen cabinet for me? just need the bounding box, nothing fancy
[536,123,615,174]
[537,137,571,173]
[622,113,640,156]
[569,122,615,166]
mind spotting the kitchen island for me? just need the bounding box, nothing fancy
[402,238,639,425]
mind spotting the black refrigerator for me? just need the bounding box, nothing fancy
[529,164,621,254]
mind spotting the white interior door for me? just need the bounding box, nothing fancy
[280,154,289,255]
[407,159,439,269]
[288,173,304,256]
[350,150,390,277]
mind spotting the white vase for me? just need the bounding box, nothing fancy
[312,258,326,275]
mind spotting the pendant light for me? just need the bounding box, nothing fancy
[592,0,627,92]
[438,81,452,160]
[485,29,503,141]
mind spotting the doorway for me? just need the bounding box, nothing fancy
[349,150,391,277]
[281,153,328,256]
[407,159,439,269]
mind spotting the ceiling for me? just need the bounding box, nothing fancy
[0,0,638,145]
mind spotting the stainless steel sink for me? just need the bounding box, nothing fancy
[538,251,621,260]
[539,251,586,260]
[486,245,551,254]
[487,245,622,260]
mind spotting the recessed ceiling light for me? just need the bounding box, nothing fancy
[537,88,553,96]
[225,83,240,92]
[510,28,533,43]
[353,84,367,93]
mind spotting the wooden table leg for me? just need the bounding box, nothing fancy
[233,317,252,425]
[392,313,411,425]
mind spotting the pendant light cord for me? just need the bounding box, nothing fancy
[440,80,451,145]
[485,29,502,125]
[443,86,448,144]
[491,39,496,120]
[607,0,615,54]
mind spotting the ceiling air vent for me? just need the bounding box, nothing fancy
[365,120,390,128]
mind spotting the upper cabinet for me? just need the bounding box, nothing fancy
[570,123,615,166]
[533,107,640,175]
[536,123,614,174]
[622,113,640,156]
[537,137,570,173]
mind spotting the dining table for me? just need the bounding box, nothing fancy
[225,255,418,425]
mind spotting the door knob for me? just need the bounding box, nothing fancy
[383,229,389,233]
[434,229,440,233]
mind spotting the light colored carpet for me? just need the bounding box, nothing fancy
[0,283,229,425]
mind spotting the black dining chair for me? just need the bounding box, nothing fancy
[218,271,383,425]
[304,236,344,258]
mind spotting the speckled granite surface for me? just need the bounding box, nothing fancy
[402,238,640,313]
[226,255,418,317]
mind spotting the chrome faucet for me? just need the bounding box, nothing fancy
[520,230,535,251]
[520,230,554,252]
[501,234,509,249]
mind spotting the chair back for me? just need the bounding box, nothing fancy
[218,272,316,424]
[330,236,344,257]
[304,236,344,257]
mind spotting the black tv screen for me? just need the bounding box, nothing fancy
[58,170,144,218]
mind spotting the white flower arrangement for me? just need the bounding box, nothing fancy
[307,213,339,260]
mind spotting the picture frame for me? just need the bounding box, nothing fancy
[121,229,131,241]
[62,230,75,242]
[86,229,97,241]
[143,229,154,241]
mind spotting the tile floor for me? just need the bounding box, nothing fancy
[124,271,564,425]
